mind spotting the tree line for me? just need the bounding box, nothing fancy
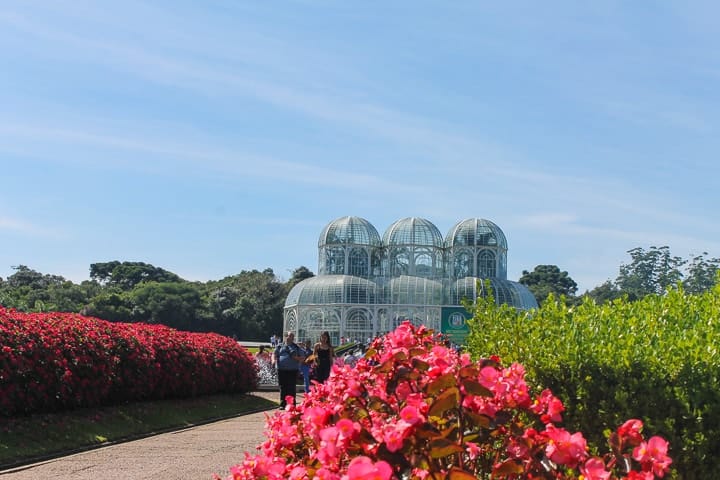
[1,246,717,339]
[0,261,314,341]
[519,246,720,305]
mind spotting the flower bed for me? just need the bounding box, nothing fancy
[225,322,671,479]
[0,307,257,416]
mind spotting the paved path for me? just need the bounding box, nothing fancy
[0,391,287,480]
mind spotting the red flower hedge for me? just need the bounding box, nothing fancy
[0,307,257,416]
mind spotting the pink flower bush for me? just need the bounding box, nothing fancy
[224,322,672,479]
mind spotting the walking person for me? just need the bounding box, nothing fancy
[299,340,313,393]
[274,331,305,409]
[313,331,336,384]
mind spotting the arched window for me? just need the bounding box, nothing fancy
[344,308,373,343]
[348,248,368,277]
[415,252,433,277]
[477,250,496,278]
[453,250,472,277]
[371,251,383,277]
[390,249,410,276]
[325,247,346,275]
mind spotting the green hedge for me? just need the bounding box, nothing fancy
[465,283,720,480]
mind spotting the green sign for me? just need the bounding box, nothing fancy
[440,307,471,345]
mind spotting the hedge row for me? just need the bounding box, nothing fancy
[465,284,720,480]
[0,307,258,416]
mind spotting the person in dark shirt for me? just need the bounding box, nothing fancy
[313,331,335,384]
[274,331,305,408]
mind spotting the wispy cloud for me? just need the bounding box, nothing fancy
[518,212,720,254]
[0,215,64,238]
[0,7,521,173]
[0,121,422,195]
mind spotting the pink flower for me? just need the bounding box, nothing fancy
[317,426,342,464]
[544,424,588,468]
[466,441,481,460]
[344,456,393,480]
[633,436,672,477]
[382,421,411,452]
[336,418,360,441]
[531,388,564,424]
[617,419,644,446]
[289,465,309,479]
[399,405,424,426]
[506,437,529,459]
[579,457,610,480]
[316,467,342,480]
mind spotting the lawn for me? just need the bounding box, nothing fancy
[0,392,276,470]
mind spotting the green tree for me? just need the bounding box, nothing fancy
[683,252,720,294]
[519,264,577,305]
[584,280,622,304]
[89,261,183,290]
[288,265,314,288]
[615,246,685,300]
[128,281,204,331]
[81,291,133,322]
[203,269,286,340]
[0,265,95,311]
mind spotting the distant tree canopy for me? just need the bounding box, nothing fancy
[519,264,577,306]
[2,247,719,339]
[89,261,183,290]
[1,261,313,341]
[289,265,315,287]
[584,246,719,304]
[519,247,719,306]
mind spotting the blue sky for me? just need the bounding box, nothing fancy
[1,1,719,293]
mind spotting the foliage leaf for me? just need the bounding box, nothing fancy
[492,459,524,476]
[428,437,464,458]
[426,372,457,395]
[448,467,479,480]
[461,378,493,397]
[428,387,459,417]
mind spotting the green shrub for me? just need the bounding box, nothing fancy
[465,283,720,479]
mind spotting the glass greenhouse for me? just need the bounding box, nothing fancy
[284,216,538,346]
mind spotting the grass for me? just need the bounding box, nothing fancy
[0,392,276,469]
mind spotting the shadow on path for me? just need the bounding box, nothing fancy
[0,391,286,480]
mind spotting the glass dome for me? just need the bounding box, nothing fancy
[445,218,508,279]
[445,218,507,249]
[319,216,381,247]
[318,217,382,277]
[383,217,443,248]
[447,277,538,310]
[285,275,379,307]
[384,275,444,305]
[383,218,444,278]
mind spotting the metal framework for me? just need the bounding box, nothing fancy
[284,216,537,345]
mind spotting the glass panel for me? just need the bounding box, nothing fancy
[415,252,432,277]
[371,251,383,277]
[390,249,410,276]
[477,250,496,278]
[453,251,472,278]
[325,247,346,275]
[498,252,507,280]
[344,308,373,343]
[349,248,368,277]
